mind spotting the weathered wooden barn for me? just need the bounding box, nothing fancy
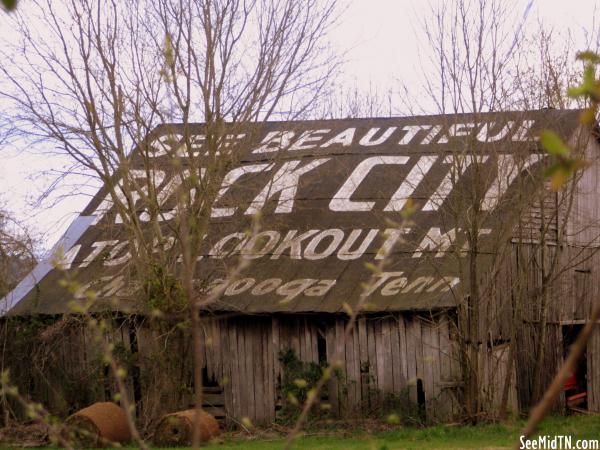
[2,109,599,428]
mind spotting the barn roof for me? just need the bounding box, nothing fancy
[3,109,584,315]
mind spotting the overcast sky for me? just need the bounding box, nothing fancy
[1,0,599,252]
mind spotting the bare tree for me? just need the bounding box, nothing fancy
[407,0,600,423]
[406,0,528,421]
[0,204,36,299]
[0,0,340,445]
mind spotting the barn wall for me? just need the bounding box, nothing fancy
[487,242,600,332]
[323,314,461,422]
[566,129,600,247]
[587,326,600,412]
[474,129,600,413]
[480,343,518,415]
[514,323,564,411]
[179,313,464,425]
[2,312,495,428]
[195,313,518,423]
[0,316,128,422]
[481,239,600,412]
[196,313,516,424]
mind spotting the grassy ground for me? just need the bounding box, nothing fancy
[197,415,600,450]
[3,414,599,449]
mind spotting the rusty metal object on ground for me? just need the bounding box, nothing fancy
[154,409,220,446]
[63,402,131,448]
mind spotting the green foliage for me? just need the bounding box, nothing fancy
[540,49,600,191]
[0,316,106,420]
[568,51,600,103]
[540,130,588,191]
[0,0,16,12]
[567,65,598,99]
[379,389,425,427]
[571,51,600,126]
[112,340,137,374]
[277,348,329,423]
[144,264,187,314]
[540,130,570,158]
[160,33,175,83]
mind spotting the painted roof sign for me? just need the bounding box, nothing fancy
[3,110,583,315]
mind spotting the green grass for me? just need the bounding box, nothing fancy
[198,416,600,450]
[4,415,600,449]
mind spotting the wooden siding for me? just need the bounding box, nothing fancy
[514,323,564,411]
[324,314,461,421]
[566,129,600,247]
[2,312,508,427]
[195,313,464,424]
[480,239,600,411]
[512,182,558,245]
[587,326,600,412]
[480,343,518,414]
[0,317,118,422]
[488,243,600,329]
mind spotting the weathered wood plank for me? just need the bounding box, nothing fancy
[291,318,300,357]
[374,319,386,402]
[230,321,242,420]
[590,327,600,411]
[421,322,435,408]
[220,319,233,423]
[414,318,424,385]
[405,315,418,404]
[325,319,339,415]
[592,328,598,411]
[381,318,393,394]
[299,318,307,362]
[431,320,441,401]
[397,315,408,388]
[213,319,223,381]
[254,321,266,423]
[265,318,275,421]
[357,317,369,409]
[203,320,213,382]
[305,318,313,362]
[390,316,401,392]
[352,319,362,409]
[243,320,256,422]
[272,316,281,382]
[345,322,356,413]
[335,318,347,415]
[310,321,319,363]
[366,318,379,407]
[436,316,454,421]
[305,319,312,361]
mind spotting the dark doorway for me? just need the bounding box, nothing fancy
[562,324,588,411]
[416,378,426,422]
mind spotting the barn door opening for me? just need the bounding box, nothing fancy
[562,324,587,412]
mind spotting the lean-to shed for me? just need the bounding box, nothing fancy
[3,109,599,425]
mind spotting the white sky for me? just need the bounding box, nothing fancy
[1,0,598,252]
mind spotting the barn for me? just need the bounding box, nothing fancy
[2,109,599,428]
